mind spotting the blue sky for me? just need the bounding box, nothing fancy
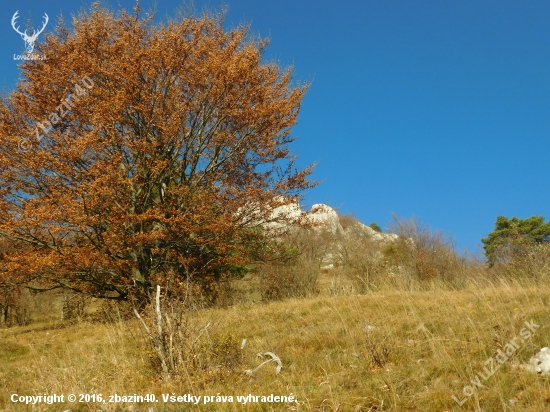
[2,0,550,254]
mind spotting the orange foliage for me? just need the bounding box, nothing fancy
[0,4,315,304]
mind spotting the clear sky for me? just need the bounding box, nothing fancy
[2,0,550,254]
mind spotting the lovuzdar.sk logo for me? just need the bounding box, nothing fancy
[11,10,49,61]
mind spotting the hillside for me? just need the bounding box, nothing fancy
[2,277,550,411]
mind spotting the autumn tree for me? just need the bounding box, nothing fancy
[0,4,315,305]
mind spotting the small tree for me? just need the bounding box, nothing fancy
[0,4,315,306]
[482,216,550,267]
[368,222,382,233]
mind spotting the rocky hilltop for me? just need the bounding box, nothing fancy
[264,201,398,243]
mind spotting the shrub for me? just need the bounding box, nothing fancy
[369,222,383,233]
[384,215,465,284]
[482,215,550,267]
[498,241,550,280]
[258,228,330,301]
[133,286,243,381]
[259,257,320,301]
[61,292,90,321]
[336,221,387,292]
[338,213,360,231]
[363,328,391,368]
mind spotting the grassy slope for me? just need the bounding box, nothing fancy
[2,281,550,411]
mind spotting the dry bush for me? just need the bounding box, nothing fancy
[60,292,91,321]
[335,219,388,293]
[96,299,136,323]
[259,258,320,301]
[363,328,391,368]
[287,226,336,265]
[338,212,361,231]
[145,274,227,311]
[339,239,387,293]
[496,241,550,280]
[258,228,331,301]
[133,286,243,381]
[210,278,247,307]
[384,214,467,286]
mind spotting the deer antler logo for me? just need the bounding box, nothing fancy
[11,11,49,54]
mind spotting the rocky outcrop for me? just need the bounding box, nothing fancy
[262,201,398,243]
[262,201,303,233]
[308,204,342,234]
[343,220,399,244]
[250,200,404,270]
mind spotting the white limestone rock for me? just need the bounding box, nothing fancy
[524,347,550,374]
[240,197,304,234]
[308,204,343,234]
[266,202,302,225]
[347,220,399,243]
[253,199,400,245]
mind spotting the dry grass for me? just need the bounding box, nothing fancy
[2,275,550,411]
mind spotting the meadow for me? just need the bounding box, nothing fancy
[2,272,550,412]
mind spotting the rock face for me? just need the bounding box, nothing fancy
[345,220,399,244]
[306,204,399,243]
[263,201,398,243]
[262,202,303,233]
[254,201,402,270]
[308,204,342,234]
